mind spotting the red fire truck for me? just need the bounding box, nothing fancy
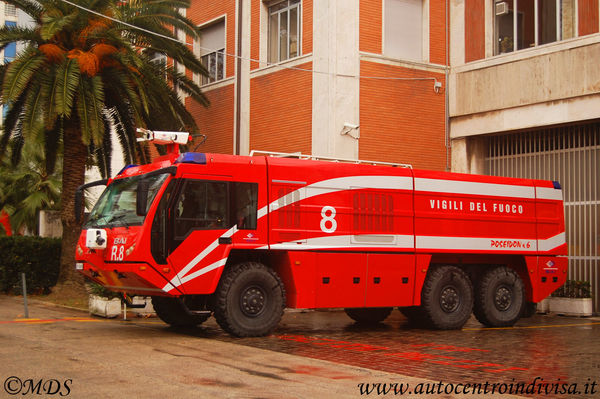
[75,130,567,337]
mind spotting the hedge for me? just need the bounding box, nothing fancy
[551,280,592,299]
[0,236,61,294]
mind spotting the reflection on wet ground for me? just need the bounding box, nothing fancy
[161,310,600,398]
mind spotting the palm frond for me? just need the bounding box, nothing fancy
[76,75,105,145]
[0,26,38,48]
[9,129,24,166]
[95,113,112,178]
[40,9,77,41]
[166,67,209,107]
[22,81,46,142]
[44,122,62,175]
[55,57,80,118]
[42,65,60,128]
[1,47,46,103]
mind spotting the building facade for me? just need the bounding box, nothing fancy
[185,0,449,171]
[450,0,599,312]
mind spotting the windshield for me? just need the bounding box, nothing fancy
[84,173,168,228]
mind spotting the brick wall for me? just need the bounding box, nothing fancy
[429,0,448,65]
[359,61,446,171]
[186,84,235,154]
[578,0,599,36]
[302,0,313,56]
[360,0,382,54]
[249,63,312,154]
[464,0,485,63]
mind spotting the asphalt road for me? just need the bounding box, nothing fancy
[1,295,599,399]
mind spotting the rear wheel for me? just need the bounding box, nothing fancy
[474,266,524,327]
[213,262,286,337]
[420,265,473,330]
[521,301,537,318]
[344,307,392,324]
[151,296,210,327]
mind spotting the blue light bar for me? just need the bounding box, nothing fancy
[552,181,562,189]
[175,153,207,165]
[116,164,138,176]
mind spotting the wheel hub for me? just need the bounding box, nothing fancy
[494,286,512,311]
[240,286,266,317]
[440,285,460,313]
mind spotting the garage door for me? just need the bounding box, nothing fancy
[486,121,599,313]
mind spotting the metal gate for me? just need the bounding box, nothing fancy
[486,121,599,313]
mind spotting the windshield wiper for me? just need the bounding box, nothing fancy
[107,213,129,228]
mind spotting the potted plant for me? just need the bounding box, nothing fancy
[547,280,593,316]
[88,282,122,318]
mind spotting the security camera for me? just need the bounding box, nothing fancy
[343,122,359,129]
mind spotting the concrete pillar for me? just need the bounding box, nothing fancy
[311,0,360,159]
[237,0,251,155]
[450,136,486,175]
[449,0,465,67]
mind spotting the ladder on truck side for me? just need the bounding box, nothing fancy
[249,150,412,169]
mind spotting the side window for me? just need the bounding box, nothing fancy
[231,182,258,230]
[174,180,228,239]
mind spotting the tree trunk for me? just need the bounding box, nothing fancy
[56,121,88,292]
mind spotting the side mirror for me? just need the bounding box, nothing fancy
[136,179,150,216]
[74,179,108,224]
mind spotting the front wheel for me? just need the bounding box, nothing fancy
[474,266,524,327]
[345,307,392,324]
[420,265,474,330]
[213,262,286,337]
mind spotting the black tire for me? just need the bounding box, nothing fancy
[213,262,286,337]
[521,301,537,318]
[398,306,427,326]
[151,296,210,327]
[474,266,524,327]
[398,306,420,319]
[344,307,393,324]
[420,265,474,330]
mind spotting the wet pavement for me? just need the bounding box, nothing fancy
[1,295,599,398]
[178,309,600,398]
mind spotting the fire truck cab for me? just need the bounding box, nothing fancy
[75,131,567,337]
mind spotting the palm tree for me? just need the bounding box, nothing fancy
[0,0,208,291]
[0,137,62,234]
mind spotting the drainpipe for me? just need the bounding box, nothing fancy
[445,0,450,172]
[235,0,243,155]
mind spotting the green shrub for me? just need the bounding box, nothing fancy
[0,236,61,294]
[551,280,592,299]
[88,281,122,299]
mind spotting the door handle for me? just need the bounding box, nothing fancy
[219,237,232,245]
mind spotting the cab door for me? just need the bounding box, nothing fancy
[163,176,234,295]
